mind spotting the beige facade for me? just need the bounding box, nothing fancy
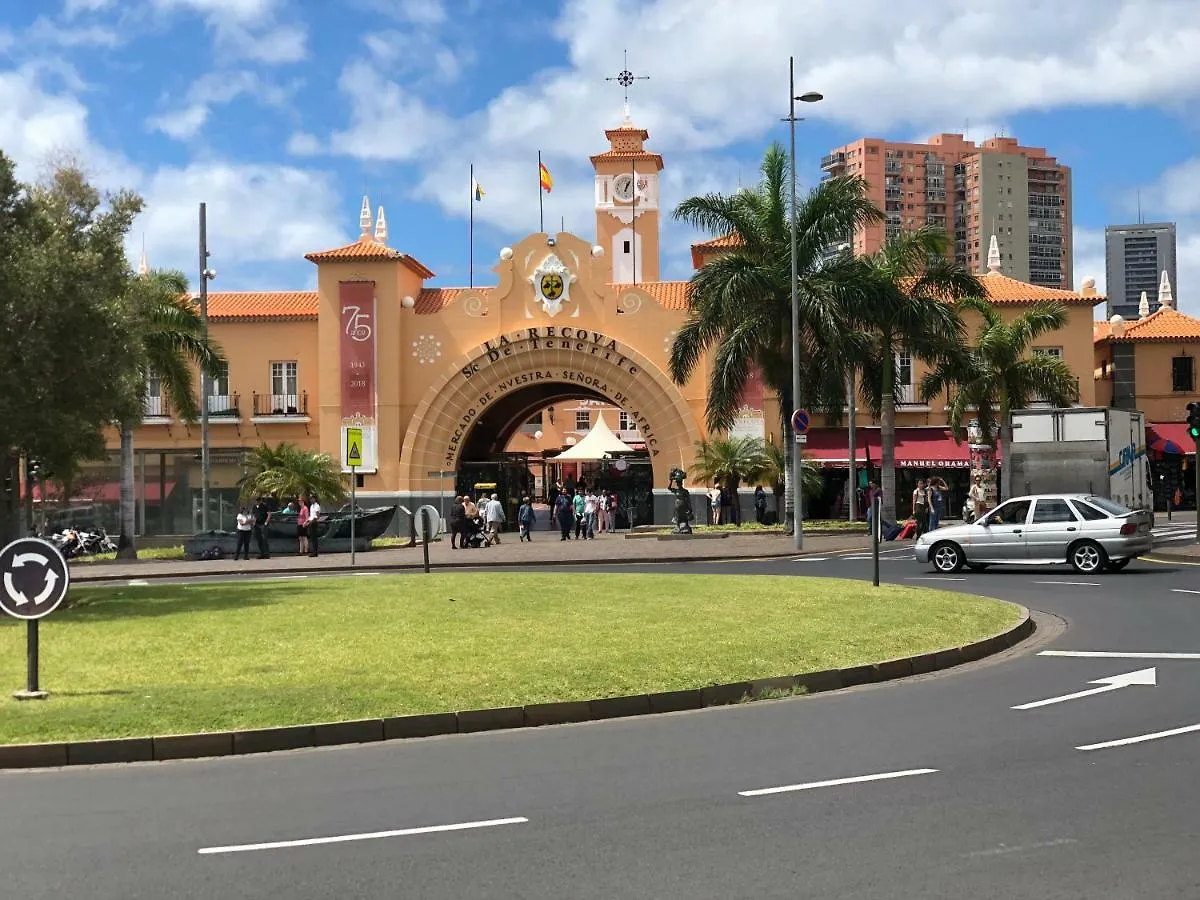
[90,119,1103,534]
[821,133,1072,289]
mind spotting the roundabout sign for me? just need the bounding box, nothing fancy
[0,537,71,700]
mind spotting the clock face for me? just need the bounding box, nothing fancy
[612,174,635,201]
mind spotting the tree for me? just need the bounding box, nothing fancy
[689,436,769,525]
[116,269,225,558]
[240,442,348,506]
[919,297,1080,503]
[0,152,146,545]
[763,438,822,520]
[845,229,980,521]
[670,142,882,534]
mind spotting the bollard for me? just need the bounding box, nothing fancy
[420,508,431,574]
[872,493,881,587]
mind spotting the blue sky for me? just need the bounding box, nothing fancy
[2,0,1200,312]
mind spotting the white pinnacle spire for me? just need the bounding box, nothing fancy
[137,236,149,277]
[374,206,388,244]
[359,195,372,237]
[986,234,1002,273]
[1139,290,1150,318]
[1158,269,1174,309]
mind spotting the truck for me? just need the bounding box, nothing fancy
[1007,407,1152,513]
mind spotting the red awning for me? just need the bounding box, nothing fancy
[802,428,877,468]
[893,428,972,469]
[1147,423,1194,455]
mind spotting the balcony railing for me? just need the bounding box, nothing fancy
[252,391,309,418]
[884,160,902,174]
[207,393,240,417]
[896,384,918,405]
[144,395,165,418]
[821,152,845,170]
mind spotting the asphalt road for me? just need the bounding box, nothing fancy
[4,549,1200,899]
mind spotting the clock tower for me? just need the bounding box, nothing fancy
[591,116,663,283]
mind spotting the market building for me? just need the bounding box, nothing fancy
[56,117,1102,537]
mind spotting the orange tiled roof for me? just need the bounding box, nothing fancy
[976,271,1101,305]
[200,291,318,320]
[415,287,483,314]
[692,234,742,252]
[304,235,435,278]
[605,124,650,140]
[1105,306,1200,342]
[1093,320,1113,342]
[588,150,664,168]
[614,281,690,311]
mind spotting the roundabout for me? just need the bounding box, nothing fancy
[0,572,1019,749]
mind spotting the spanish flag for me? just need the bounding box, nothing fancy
[539,161,553,193]
[472,176,485,201]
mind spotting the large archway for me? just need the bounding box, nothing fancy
[399,326,702,495]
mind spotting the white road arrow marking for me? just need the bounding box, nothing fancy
[32,570,58,605]
[12,552,49,568]
[1012,667,1157,710]
[2,572,30,606]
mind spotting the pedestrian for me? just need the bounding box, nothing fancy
[485,492,505,544]
[709,482,722,525]
[753,485,767,525]
[234,505,253,560]
[307,494,322,557]
[555,491,573,540]
[572,489,586,539]
[597,489,610,533]
[449,496,467,549]
[967,473,988,523]
[584,488,598,539]
[518,495,535,541]
[928,478,944,531]
[296,494,310,555]
[912,479,929,537]
[251,494,272,559]
[721,482,738,525]
[609,490,621,530]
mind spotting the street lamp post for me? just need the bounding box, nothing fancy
[785,56,822,551]
[198,203,215,532]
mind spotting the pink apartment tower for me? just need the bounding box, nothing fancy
[821,133,1072,289]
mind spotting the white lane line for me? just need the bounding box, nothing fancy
[738,768,938,797]
[1033,581,1101,587]
[353,571,382,576]
[1040,650,1200,660]
[792,557,830,562]
[260,575,310,582]
[1077,723,1200,752]
[1171,589,1200,595]
[905,576,967,582]
[962,837,1078,858]
[126,580,150,586]
[197,816,529,855]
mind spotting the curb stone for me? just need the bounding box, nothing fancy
[0,609,1033,770]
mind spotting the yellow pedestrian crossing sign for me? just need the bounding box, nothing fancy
[346,427,363,468]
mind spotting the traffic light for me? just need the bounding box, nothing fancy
[1187,402,1200,441]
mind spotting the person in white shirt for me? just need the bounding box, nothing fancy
[597,491,610,534]
[484,493,505,544]
[709,483,722,525]
[584,491,598,539]
[234,506,253,560]
[306,495,322,557]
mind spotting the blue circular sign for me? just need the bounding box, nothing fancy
[791,409,811,434]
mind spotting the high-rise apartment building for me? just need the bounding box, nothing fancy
[1104,223,1177,319]
[821,133,1072,289]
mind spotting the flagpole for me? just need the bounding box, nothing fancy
[469,163,475,289]
[631,159,637,285]
[538,150,545,233]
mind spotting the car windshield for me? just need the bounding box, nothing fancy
[1082,496,1132,516]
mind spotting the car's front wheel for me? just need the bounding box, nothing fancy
[931,541,964,573]
[1069,539,1107,574]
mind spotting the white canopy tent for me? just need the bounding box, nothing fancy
[553,411,637,461]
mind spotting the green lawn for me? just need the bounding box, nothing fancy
[0,574,1020,745]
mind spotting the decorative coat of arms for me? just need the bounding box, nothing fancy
[529,254,577,318]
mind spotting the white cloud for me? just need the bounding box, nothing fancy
[0,66,94,179]
[148,70,297,140]
[63,0,116,15]
[149,0,278,21]
[26,17,122,48]
[1072,226,1108,313]
[286,131,321,155]
[1141,157,1200,218]
[148,103,210,140]
[328,61,452,161]
[147,0,306,64]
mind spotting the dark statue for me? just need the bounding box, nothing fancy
[668,467,694,534]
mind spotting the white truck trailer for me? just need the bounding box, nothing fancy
[1007,407,1152,513]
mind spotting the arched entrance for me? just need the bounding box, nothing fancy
[398,327,701,499]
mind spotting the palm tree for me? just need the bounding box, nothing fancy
[117,269,224,558]
[763,438,822,520]
[920,297,1080,503]
[845,229,980,521]
[670,142,882,533]
[689,436,769,525]
[240,441,348,506]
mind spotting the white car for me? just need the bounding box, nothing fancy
[913,493,1153,575]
